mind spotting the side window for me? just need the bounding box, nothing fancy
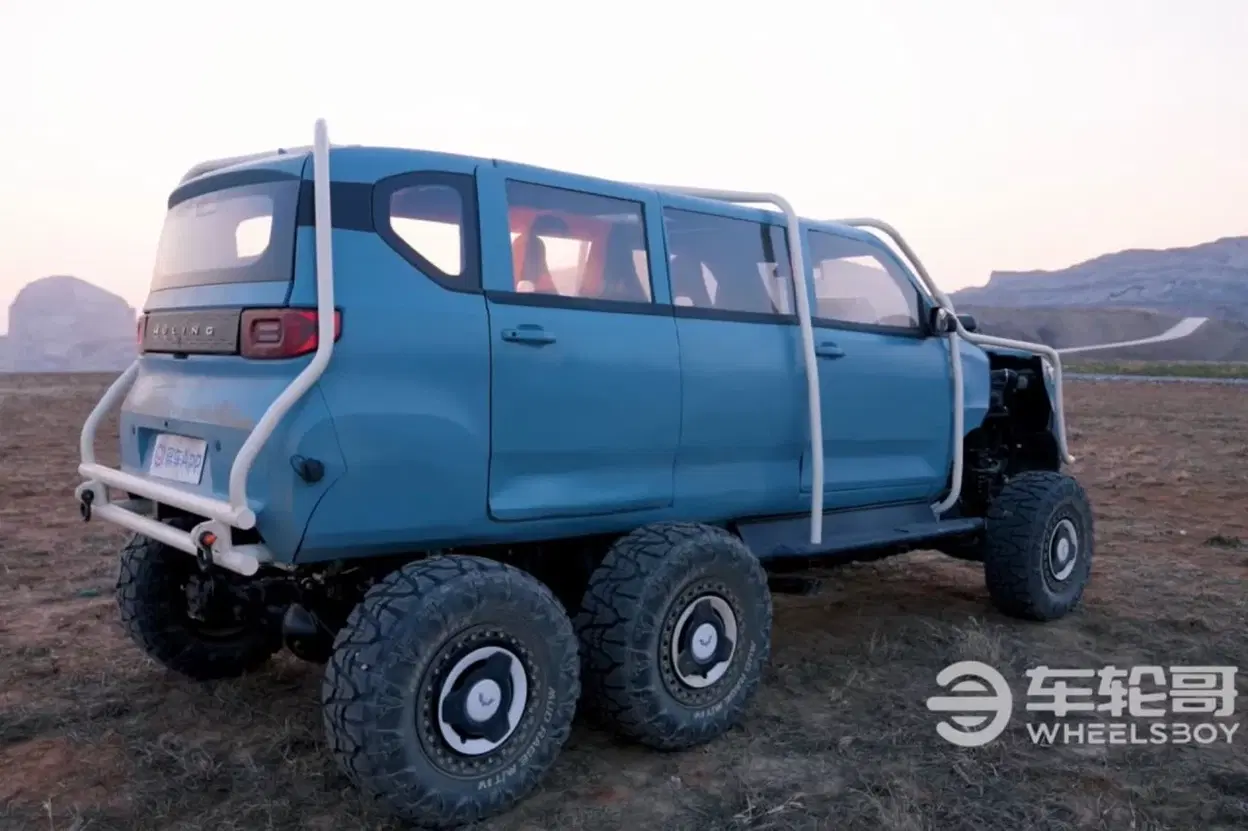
[808,230,922,330]
[388,184,466,277]
[504,181,652,303]
[662,209,794,316]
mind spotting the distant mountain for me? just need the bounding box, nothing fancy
[946,235,1248,361]
[0,276,136,372]
[950,236,1248,322]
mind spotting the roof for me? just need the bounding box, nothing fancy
[175,143,880,242]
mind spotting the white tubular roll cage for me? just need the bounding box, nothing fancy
[74,119,338,576]
[639,194,1075,544]
[74,118,1072,574]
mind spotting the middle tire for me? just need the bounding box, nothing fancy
[576,522,772,751]
[321,555,579,829]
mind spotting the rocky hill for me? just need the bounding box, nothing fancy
[948,235,1248,360]
[0,277,136,373]
[950,236,1248,321]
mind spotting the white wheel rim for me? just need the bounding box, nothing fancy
[436,645,528,756]
[669,595,738,689]
[1048,518,1079,582]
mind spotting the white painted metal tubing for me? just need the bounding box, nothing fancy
[226,117,338,525]
[79,360,140,465]
[639,185,824,545]
[76,118,337,546]
[832,217,1075,516]
[94,502,203,554]
[78,462,255,527]
[834,217,1073,463]
[88,503,265,575]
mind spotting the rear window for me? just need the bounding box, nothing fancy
[151,177,300,291]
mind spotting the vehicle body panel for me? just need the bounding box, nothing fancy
[108,143,1051,565]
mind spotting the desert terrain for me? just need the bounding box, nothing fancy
[1,373,1247,831]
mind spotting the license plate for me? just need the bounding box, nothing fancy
[148,433,208,485]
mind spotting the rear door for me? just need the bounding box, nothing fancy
[802,227,954,507]
[479,164,681,521]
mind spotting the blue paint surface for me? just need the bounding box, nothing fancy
[118,145,1035,564]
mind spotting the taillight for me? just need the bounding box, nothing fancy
[240,308,342,359]
[136,313,148,351]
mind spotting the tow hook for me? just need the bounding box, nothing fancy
[79,489,94,522]
[195,530,217,572]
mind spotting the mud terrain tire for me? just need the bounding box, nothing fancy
[576,522,772,751]
[983,471,1094,621]
[322,555,579,829]
[116,532,280,680]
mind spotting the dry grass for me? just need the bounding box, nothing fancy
[2,374,1248,830]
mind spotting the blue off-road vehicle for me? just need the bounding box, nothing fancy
[76,120,1092,828]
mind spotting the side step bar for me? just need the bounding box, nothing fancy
[72,118,339,577]
[737,502,984,561]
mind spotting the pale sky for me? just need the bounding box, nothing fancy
[2,0,1245,333]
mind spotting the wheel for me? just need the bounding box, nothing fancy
[575,522,772,751]
[116,531,280,681]
[982,471,1094,621]
[321,555,579,829]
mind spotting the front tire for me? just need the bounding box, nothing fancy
[983,471,1094,621]
[321,555,579,829]
[116,532,280,681]
[575,522,772,751]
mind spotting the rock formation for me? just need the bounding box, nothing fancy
[2,276,137,372]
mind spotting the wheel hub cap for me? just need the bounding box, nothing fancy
[670,595,737,688]
[436,646,528,756]
[1048,518,1079,582]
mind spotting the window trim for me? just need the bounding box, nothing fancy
[484,289,672,317]
[661,206,798,322]
[496,178,658,311]
[806,228,932,338]
[373,170,482,294]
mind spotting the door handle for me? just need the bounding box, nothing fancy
[501,325,556,346]
[815,341,845,359]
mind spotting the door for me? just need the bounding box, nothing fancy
[479,165,682,521]
[801,227,954,508]
[662,200,809,519]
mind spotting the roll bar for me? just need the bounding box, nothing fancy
[73,119,338,576]
[831,217,1074,514]
[637,185,825,545]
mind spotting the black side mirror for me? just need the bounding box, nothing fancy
[928,308,979,335]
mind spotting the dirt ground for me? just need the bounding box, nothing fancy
[2,374,1247,831]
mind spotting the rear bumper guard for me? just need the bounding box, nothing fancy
[73,119,338,578]
[75,458,272,577]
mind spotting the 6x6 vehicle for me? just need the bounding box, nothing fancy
[76,120,1091,828]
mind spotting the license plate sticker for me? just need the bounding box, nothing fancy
[148,433,208,485]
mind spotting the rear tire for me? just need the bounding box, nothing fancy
[116,532,280,681]
[321,555,579,829]
[575,522,772,751]
[983,471,1094,621]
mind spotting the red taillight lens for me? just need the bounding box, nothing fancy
[136,313,148,350]
[240,308,342,359]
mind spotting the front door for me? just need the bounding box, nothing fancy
[479,164,681,521]
[801,227,954,508]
